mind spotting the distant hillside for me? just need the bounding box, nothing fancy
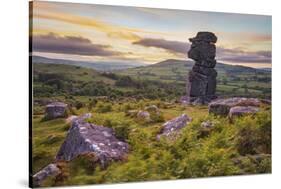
[32,56,146,71]
[118,59,271,98]
[32,58,271,99]
[118,58,269,81]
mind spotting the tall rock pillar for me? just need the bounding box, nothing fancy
[186,32,218,105]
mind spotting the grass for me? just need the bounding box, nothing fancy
[32,99,271,187]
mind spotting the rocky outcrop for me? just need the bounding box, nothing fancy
[157,114,191,140]
[33,163,61,187]
[56,114,129,168]
[229,106,259,119]
[44,102,68,120]
[185,32,218,105]
[209,97,261,116]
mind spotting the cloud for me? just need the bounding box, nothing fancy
[217,49,271,63]
[133,38,189,54]
[133,37,271,64]
[32,10,153,42]
[32,33,121,56]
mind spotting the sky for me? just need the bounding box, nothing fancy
[30,1,272,68]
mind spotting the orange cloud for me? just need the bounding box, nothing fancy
[33,10,144,42]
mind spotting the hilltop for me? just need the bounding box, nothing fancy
[32,56,146,71]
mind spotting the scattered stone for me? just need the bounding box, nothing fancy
[209,97,261,116]
[56,114,129,168]
[201,120,214,129]
[33,163,61,187]
[157,114,191,140]
[44,102,68,120]
[185,32,218,105]
[199,120,215,138]
[229,106,259,119]
[137,111,151,121]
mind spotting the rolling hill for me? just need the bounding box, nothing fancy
[117,59,271,98]
[32,57,271,99]
[32,56,146,71]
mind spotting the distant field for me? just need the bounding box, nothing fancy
[118,59,271,98]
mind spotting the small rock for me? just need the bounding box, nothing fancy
[201,120,214,129]
[33,163,61,187]
[157,114,191,140]
[229,106,259,119]
[44,102,68,120]
[199,120,215,138]
[137,111,151,121]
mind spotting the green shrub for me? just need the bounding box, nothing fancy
[96,102,112,113]
[74,101,84,110]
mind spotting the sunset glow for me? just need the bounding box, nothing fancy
[31,1,272,68]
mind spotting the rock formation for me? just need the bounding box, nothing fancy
[44,102,68,120]
[157,114,191,140]
[186,32,218,104]
[208,97,261,116]
[56,114,129,168]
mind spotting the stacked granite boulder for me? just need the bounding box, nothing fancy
[186,32,218,104]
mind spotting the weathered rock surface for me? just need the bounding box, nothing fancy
[137,111,151,121]
[157,114,191,140]
[44,102,68,120]
[201,120,214,129]
[209,97,261,116]
[229,106,259,119]
[185,32,218,105]
[56,114,129,168]
[33,163,61,187]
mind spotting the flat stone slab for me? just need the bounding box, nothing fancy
[157,114,191,140]
[209,97,261,116]
[229,106,259,119]
[56,114,129,167]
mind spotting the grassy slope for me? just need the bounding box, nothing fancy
[33,100,271,187]
[32,61,271,187]
[33,63,115,85]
